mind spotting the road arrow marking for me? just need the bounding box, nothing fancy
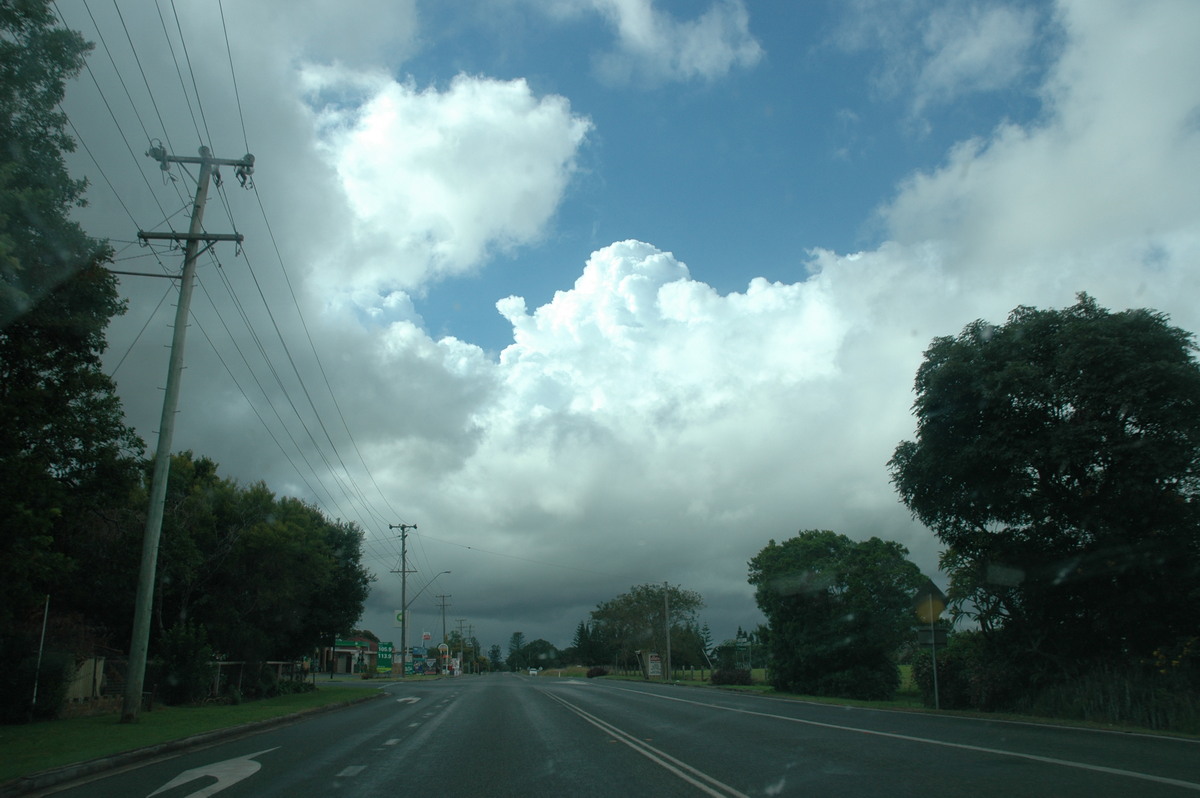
[395,697,421,704]
[148,747,278,798]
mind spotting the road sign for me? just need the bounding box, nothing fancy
[917,628,948,647]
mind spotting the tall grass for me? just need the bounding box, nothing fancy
[1023,665,1200,734]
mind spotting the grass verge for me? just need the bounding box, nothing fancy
[0,686,372,784]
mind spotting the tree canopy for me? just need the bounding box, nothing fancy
[889,294,1200,672]
[748,530,925,700]
[147,452,374,662]
[1,0,105,326]
[589,583,703,677]
[0,0,143,640]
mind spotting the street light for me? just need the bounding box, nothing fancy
[407,570,451,610]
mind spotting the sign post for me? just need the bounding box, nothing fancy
[377,642,394,675]
[914,580,947,710]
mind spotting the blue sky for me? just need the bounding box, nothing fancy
[411,1,1053,351]
[57,0,1200,651]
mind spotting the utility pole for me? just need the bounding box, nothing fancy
[664,581,672,683]
[456,618,467,673]
[389,523,417,679]
[122,145,253,724]
[435,594,451,644]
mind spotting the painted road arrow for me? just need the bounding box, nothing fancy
[147,747,278,797]
[396,697,422,704]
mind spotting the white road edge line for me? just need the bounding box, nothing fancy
[544,691,749,798]
[608,686,1200,792]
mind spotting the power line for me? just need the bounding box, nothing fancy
[168,0,214,149]
[218,0,249,153]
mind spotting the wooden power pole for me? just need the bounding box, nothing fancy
[122,145,253,723]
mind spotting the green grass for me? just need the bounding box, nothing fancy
[0,686,373,784]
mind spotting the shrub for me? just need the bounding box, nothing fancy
[910,630,1025,711]
[815,663,899,701]
[586,666,609,678]
[158,622,215,705]
[710,668,752,686]
[0,652,74,722]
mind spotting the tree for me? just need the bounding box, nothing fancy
[748,530,925,700]
[521,639,561,669]
[507,631,527,670]
[889,295,1200,674]
[0,0,143,644]
[121,452,374,666]
[1,0,105,325]
[589,583,703,678]
[488,644,503,671]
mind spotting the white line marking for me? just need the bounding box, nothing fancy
[545,692,748,798]
[384,738,400,746]
[336,765,366,778]
[395,697,421,705]
[607,686,1200,792]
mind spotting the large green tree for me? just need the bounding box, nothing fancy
[0,0,143,640]
[749,530,925,700]
[889,295,1200,673]
[1,0,104,325]
[589,583,703,677]
[131,452,374,664]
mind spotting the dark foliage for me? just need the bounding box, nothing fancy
[709,668,752,686]
[749,530,925,701]
[891,295,1200,681]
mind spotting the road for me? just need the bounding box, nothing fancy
[41,673,1200,797]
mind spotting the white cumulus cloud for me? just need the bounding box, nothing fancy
[301,68,592,299]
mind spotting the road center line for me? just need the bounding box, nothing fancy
[544,691,749,798]
[606,686,1200,792]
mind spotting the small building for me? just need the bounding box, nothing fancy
[320,635,379,674]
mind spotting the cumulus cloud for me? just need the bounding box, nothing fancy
[380,1,1200,642]
[300,68,592,298]
[582,0,763,85]
[882,0,1200,275]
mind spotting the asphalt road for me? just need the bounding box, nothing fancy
[39,673,1200,797]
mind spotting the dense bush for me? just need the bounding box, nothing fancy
[158,622,215,705]
[814,663,899,701]
[710,668,752,686]
[0,651,73,722]
[586,666,608,678]
[911,630,1024,711]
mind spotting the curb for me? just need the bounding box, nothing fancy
[0,691,386,797]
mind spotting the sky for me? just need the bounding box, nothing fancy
[55,0,1200,655]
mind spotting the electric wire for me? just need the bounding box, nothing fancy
[169,0,214,150]
[112,0,176,157]
[107,280,173,379]
[64,1,423,576]
[153,0,203,148]
[217,0,249,154]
